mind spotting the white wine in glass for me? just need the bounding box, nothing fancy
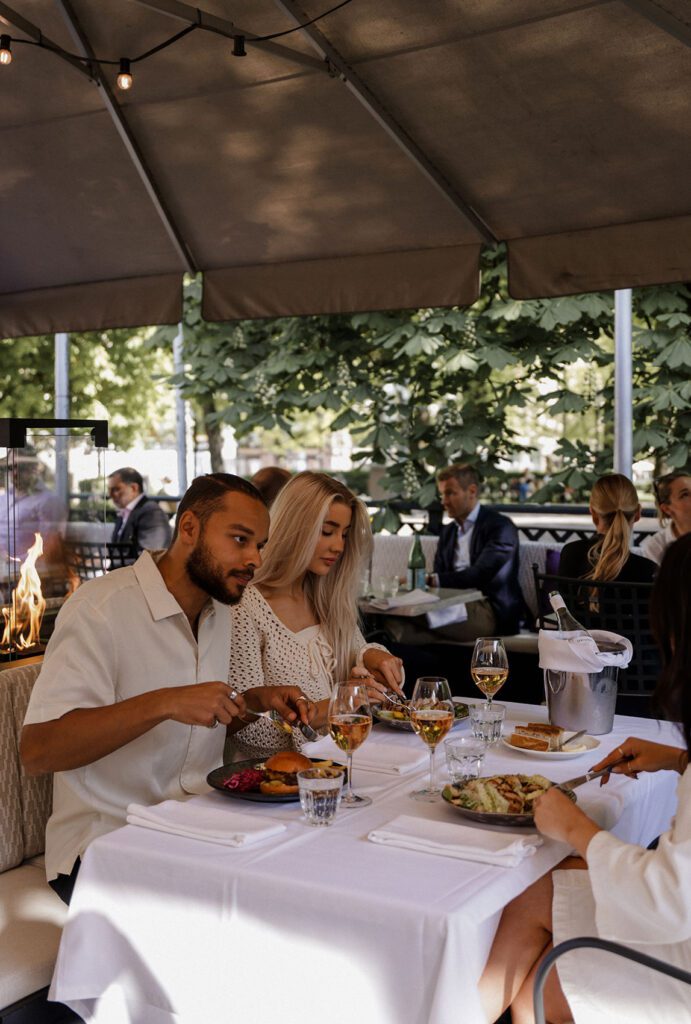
[328,681,373,808]
[409,676,454,801]
[471,637,508,706]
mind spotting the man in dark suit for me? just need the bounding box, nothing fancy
[428,464,523,639]
[108,467,172,562]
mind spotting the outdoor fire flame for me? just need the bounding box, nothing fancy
[1,533,46,652]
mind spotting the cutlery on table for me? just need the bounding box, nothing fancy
[557,728,588,750]
[559,756,630,792]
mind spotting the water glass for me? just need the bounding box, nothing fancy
[298,767,344,827]
[444,736,487,784]
[469,702,506,745]
[378,574,400,601]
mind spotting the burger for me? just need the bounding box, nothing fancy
[259,751,313,795]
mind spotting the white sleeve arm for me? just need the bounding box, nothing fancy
[587,770,691,945]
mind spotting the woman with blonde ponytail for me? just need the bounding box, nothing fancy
[228,472,403,761]
[558,474,655,583]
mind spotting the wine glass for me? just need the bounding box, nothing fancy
[409,676,454,801]
[328,681,373,808]
[470,637,509,706]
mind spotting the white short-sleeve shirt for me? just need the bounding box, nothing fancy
[24,551,231,880]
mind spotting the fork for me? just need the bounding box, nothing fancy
[379,690,410,714]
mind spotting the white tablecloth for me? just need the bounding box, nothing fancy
[51,703,681,1024]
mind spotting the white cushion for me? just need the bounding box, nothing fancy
[0,863,67,1009]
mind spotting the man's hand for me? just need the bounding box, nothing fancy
[361,649,405,694]
[533,786,601,857]
[592,737,687,783]
[165,682,246,729]
[243,686,316,727]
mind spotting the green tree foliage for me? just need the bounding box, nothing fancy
[165,252,690,524]
[0,334,174,449]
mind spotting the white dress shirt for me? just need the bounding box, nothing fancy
[640,523,677,566]
[23,551,230,880]
[452,501,481,570]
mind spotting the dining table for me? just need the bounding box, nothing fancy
[50,701,682,1024]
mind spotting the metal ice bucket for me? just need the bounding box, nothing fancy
[544,665,619,735]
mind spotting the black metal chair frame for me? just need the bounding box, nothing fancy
[533,936,691,1024]
[65,540,138,580]
[532,567,660,701]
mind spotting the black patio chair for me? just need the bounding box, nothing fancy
[532,568,660,715]
[65,540,138,581]
[533,936,691,1024]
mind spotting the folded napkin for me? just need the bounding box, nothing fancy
[368,814,543,866]
[303,736,428,775]
[426,603,468,629]
[539,629,632,673]
[369,588,439,610]
[126,799,286,848]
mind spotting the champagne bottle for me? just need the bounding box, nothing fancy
[407,534,427,591]
[548,591,591,637]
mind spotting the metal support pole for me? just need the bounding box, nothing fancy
[54,334,70,506]
[173,326,188,494]
[614,289,633,478]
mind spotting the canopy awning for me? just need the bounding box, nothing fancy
[1,0,691,337]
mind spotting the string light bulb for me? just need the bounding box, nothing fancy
[0,35,12,66]
[116,58,133,90]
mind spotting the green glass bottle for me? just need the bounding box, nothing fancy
[407,533,426,591]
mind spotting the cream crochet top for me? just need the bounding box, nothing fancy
[228,586,386,761]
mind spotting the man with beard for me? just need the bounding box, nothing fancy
[21,474,314,904]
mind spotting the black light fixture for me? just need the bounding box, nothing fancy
[232,35,246,57]
[0,35,12,66]
[116,57,133,90]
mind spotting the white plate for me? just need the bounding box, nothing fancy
[501,733,600,759]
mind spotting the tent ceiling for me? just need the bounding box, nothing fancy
[1,0,690,336]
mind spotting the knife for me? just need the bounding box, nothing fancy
[557,728,588,751]
[560,756,629,791]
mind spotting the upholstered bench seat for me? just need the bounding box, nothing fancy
[0,862,67,1010]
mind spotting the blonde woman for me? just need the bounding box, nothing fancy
[558,474,655,583]
[641,470,691,565]
[229,472,403,760]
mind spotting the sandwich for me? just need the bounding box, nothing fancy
[512,723,564,752]
[259,751,313,794]
[508,733,550,752]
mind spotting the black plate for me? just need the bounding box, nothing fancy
[373,699,469,732]
[207,757,345,803]
[441,777,576,827]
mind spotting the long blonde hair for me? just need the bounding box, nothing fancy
[585,474,640,581]
[253,472,372,681]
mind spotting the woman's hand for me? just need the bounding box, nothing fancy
[243,686,317,727]
[361,649,405,694]
[348,665,394,706]
[592,737,686,783]
[533,787,602,857]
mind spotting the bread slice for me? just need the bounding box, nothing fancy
[508,733,550,752]
[513,723,564,751]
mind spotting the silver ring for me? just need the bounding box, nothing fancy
[209,717,219,729]
[617,746,625,757]
[296,695,309,704]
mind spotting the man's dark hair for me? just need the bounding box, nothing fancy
[109,467,144,492]
[436,463,482,490]
[172,473,265,541]
[251,466,291,507]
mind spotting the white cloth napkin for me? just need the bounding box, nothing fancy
[426,603,468,629]
[303,736,428,775]
[369,588,439,610]
[538,629,632,673]
[367,814,543,866]
[126,799,286,847]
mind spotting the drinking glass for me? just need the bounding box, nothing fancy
[444,736,487,784]
[328,681,373,808]
[378,574,400,601]
[409,675,454,801]
[470,637,508,706]
[469,701,506,745]
[298,767,344,826]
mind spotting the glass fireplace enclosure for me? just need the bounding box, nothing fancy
[0,418,109,663]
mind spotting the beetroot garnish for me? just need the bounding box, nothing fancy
[222,768,265,792]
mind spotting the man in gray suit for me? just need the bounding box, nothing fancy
[108,467,172,559]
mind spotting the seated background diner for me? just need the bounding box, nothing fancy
[479,533,691,1024]
[558,473,655,584]
[641,469,691,566]
[229,471,403,762]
